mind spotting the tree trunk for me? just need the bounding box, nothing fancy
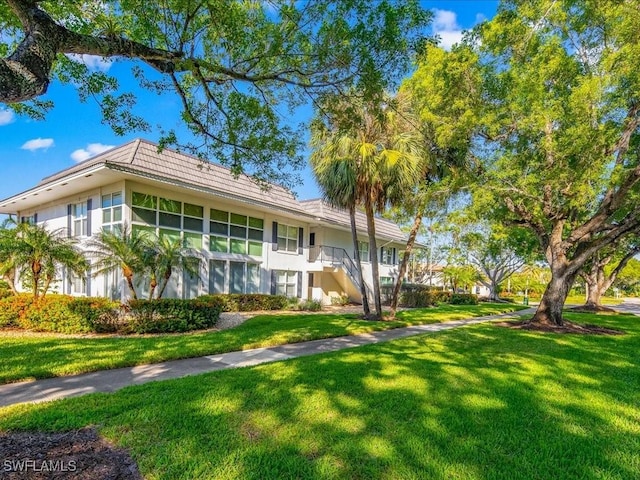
[529,267,577,326]
[584,280,603,308]
[364,200,382,319]
[157,269,172,299]
[122,268,138,301]
[148,275,158,300]
[488,279,500,302]
[349,205,370,317]
[389,208,423,318]
[31,260,41,300]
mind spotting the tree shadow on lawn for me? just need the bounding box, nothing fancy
[0,312,639,479]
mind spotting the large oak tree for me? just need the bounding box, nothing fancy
[410,0,640,326]
[0,0,430,186]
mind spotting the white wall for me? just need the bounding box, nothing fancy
[16,177,407,304]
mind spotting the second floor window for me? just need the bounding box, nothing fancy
[102,192,122,233]
[277,224,299,253]
[72,203,87,237]
[358,241,369,262]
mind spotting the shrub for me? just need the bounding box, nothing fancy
[450,293,479,305]
[0,280,13,299]
[67,297,122,333]
[330,294,350,306]
[399,284,451,308]
[0,294,33,328]
[296,299,323,311]
[127,298,223,334]
[197,294,288,312]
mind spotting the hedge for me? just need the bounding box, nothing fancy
[126,297,224,334]
[0,294,120,334]
[197,294,288,312]
[399,284,451,308]
[449,293,479,305]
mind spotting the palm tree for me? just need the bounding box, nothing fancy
[87,224,151,300]
[309,133,371,317]
[146,235,197,299]
[0,219,20,294]
[310,94,422,319]
[2,221,88,299]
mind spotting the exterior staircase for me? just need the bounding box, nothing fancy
[308,245,372,302]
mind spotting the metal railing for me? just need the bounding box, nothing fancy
[308,245,373,300]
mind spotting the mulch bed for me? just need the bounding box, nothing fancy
[495,320,625,335]
[0,428,142,479]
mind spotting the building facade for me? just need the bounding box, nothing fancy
[0,139,408,304]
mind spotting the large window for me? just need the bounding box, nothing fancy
[275,270,298,297]
[277,224,299,253]
[101,192,122,233]
[209,209,263,256]
[209,260,261,294]
[131,192,204,248]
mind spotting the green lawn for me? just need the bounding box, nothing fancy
[510,294,624,306]
[0,303,524,384]
[1,310,638,479]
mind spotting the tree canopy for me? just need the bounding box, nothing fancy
[0,0,430,186]
[408,0,640,325]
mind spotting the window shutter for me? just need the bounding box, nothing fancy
[86,198,92,236]
[272,222,278,251]
[67,204,72,237]
[296,271,302,298]
[297,227,303,254]
[65,268,71,294]
[270,270,277,295]
[85,266,91,297]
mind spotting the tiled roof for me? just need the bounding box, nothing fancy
[299,199,406,243]
[39,139,301,213]
[11,139,410,243]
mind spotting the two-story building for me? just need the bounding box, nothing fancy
[0,139,407,304]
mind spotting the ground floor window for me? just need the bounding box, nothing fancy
[209,260,261,294]
[275,270,299,297]
[69,271,86,295]
[380,276,394,286]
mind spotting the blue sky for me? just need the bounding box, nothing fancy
[0,2,498,203]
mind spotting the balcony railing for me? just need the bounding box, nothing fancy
[308,245,372,299]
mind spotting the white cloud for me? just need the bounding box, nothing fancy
[0,109,15,126]
[475,13,488,24]
[71,143,115,162]
[21,138,54,152]
[66,54,113,72]
[432,9,463,50]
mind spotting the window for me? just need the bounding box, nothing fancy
[208,260,260,294]
[277,224,299,253]
[275,270,298,297]
[358,241,369,262]
[69,271,86,295]
[20,215,36,225]
[209,209,263,256]
[72,203,87,237]
[131,191,204,247]
[101,192,122,233]
[381,246,397,265]
[380,276,394,286]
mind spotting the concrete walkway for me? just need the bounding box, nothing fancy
[0,308,535,408]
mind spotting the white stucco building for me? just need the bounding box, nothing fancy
[0,139,407,304]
